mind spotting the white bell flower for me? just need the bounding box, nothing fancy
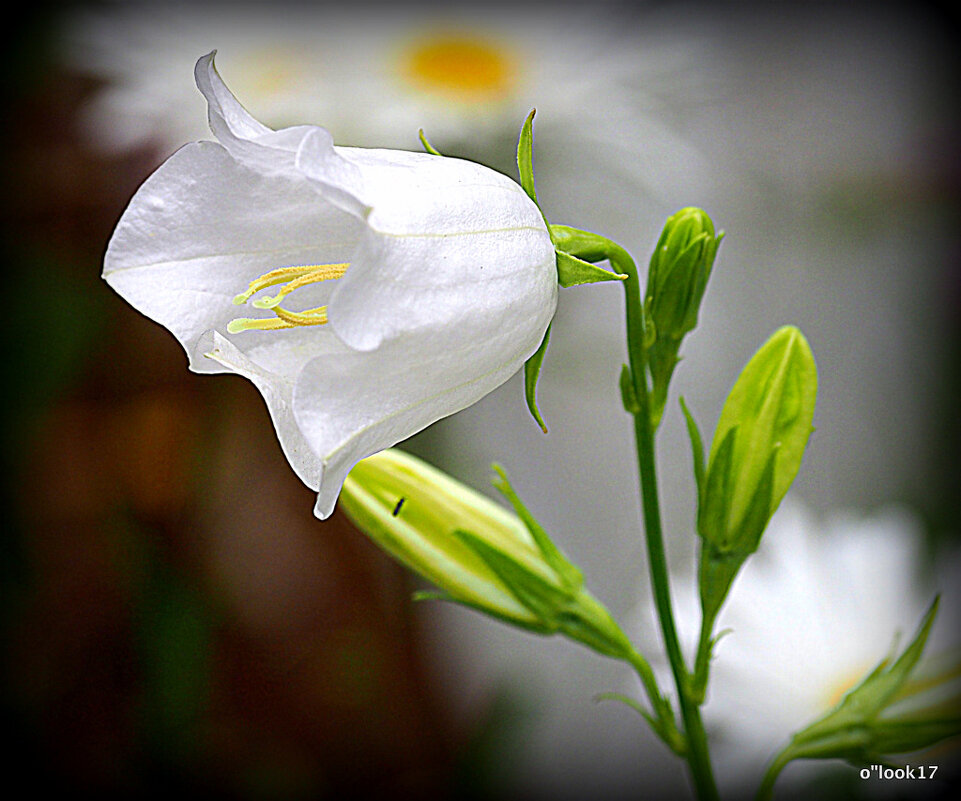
[103,52,557,519]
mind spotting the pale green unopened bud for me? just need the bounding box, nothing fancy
[645,207,721,342]
[698,325,817,556]
[340,449,633,658]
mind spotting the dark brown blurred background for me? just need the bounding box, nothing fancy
[0,5,503,799]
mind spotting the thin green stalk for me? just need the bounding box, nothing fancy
[608,242,720,801]
[755,747,794,801]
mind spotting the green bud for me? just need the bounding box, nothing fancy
[759,598,961,796]
[645,207,722,342]
[698,325,817,556]
[340,449,633,658]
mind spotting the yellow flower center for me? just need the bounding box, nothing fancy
[227,263,348,334]
[401,31,516,101]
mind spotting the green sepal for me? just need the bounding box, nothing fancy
[550,224,617,263]
[698,424,738,549]
[523,322,552,433]
[549,224,629,286]
[418,128,442,156]
[867,717,961,755]
[679,396,706,500]
[555,250,626,287]
[798,598,940,744]
[709,326,817,537]
[412,588,554,635]
[761,598,960,795]
[553,605,634,660]
[647,233,710,332]
[453,528,570,625]
[517,109,538,205]
[490,464,584,591]
[594,692,687,757]
[733,444,778,555]
[620,364,640,415]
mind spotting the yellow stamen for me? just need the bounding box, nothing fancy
[227,263,346,334]
[227,316,298,334]
[251,263,348,308]
[232,265,319,305]
[402,31,516,101]
[273,305,329,326]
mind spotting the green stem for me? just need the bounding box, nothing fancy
[608,242,720,801]
[691,606,717,703]
[755,746,794,801]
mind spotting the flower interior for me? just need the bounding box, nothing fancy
[401,31,515,101]
[227,263,348,333]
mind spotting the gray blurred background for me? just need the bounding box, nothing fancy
[2,1,958,799]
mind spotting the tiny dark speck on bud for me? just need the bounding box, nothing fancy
[392,498,405,516]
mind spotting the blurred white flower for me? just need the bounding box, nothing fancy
[665,499,960,793]
[103,53,557,519]
[60,0,716,201]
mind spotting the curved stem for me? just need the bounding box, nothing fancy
[755,747,794,801]
[607,242,720,801]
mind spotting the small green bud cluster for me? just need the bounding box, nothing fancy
[644,207,723,426]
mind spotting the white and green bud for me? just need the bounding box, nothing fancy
[645,207,721,342]
[340,449,634,659]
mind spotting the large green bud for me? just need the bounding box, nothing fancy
[698,325,817,556]
[340,448,634,659]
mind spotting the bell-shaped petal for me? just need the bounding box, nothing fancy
[103,52,557,518]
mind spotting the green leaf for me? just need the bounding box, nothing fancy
[679,396,706,500]
[517,108,538,205]
[523,322,552,432]
[418,128,442,156]
[412,588,554,635]
[555,250,626,287]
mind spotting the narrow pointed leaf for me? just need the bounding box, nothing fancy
[517,109,538,204]
[453,528,569,624]
[524,323,551,432]
[413,588,554,634]
[699,424,738,549]
[491,464,583,590]
[679,396,706,499]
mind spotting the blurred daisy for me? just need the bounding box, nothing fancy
[668,499,960,793]
[59,0,717,200]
